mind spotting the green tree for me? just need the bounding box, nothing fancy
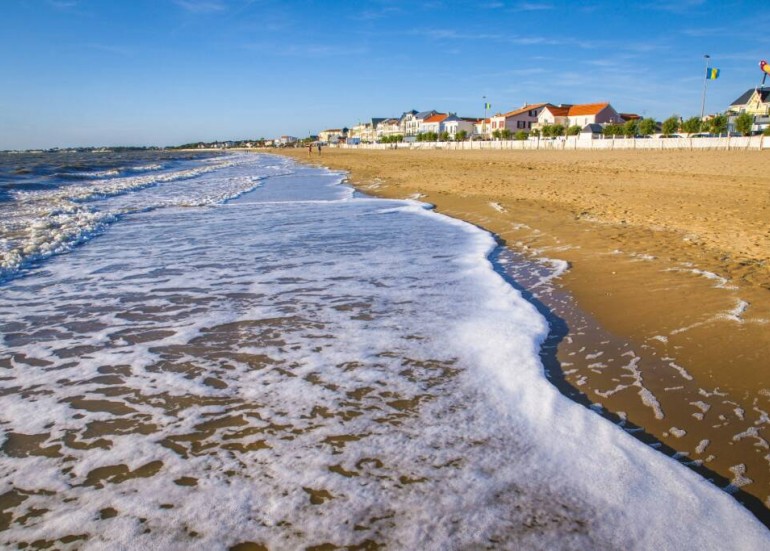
[708,114,728,135]
[530,129,541,138]
[500,128,512,140]
[661,116,680,136]
[680,117,702,135]
[638,118,657,136]
[456,130,468,141]
[492,129,502,140]
[603,124,623,137]
[439,131,451,142]
[622,119,638,137]
[735,113,754,136]
[566,125,581,136]
[514,131,529,140]
[541,124,553,138]
[551,124,565,137]
[764,126,770,136]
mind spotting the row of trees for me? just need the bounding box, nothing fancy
[411,130,470,142]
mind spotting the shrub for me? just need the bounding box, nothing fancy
[735,113,754,136]
[638,118,657,136]
[680,117,702,134]
[661,116,680,136]
[623,119,638,137]
[566,125,581,136]
[708,114,728,135]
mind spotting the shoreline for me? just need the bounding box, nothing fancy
[275,147,770,516]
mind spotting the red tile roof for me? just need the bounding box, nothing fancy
[567,102,610,116]
[500,103,548,118]
[423,113,448,123]
[544,105,570,117]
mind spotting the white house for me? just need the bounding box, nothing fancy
[536,102,622,130]
[403,110,439,137]
[566,103,622,127]
[419,113,448,135]
[442,115,477,139]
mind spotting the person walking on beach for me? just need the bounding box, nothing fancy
[308,143,313,156]
[317,143,322,155]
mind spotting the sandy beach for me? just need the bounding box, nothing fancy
[278,147,770,516]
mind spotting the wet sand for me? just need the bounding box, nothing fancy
[277,147,770,515]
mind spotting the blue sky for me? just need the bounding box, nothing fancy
[2,0,768,149]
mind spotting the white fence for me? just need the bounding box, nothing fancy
[334,135,769,151]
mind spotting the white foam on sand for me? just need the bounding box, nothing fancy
[0,154,767,549]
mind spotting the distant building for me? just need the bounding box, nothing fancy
[473,119,492,139]
[537,104,572,127]
[727,87,770,133]
[580,123,605,139]
[318,129,344,144]
[348,119,384,143]
[535,102,621,131]
[442,115,477,140]
[277,136,298,146]
[489,103,548,134]
[402,110,439,137]
[619,113,641,122]
[375,118,402,140]
[419,113,449,135]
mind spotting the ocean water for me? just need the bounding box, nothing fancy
[0,151,767,549]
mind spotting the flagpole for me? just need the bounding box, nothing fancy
[700,54,710,119]
[483,96,488,139]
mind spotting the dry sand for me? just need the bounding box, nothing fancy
[277,147,770,516]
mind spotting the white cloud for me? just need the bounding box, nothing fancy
[514,2,554,11]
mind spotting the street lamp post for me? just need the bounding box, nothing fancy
[700,54,711,119]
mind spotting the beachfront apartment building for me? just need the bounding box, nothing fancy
[348,119,384,144]
[402,110,440,137]
[319,129,344,144]
[489,103,548,134]
[375,118,402,140]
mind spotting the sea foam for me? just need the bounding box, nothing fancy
[0,154,767,549]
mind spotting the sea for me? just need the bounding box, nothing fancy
[0,150,767,549]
